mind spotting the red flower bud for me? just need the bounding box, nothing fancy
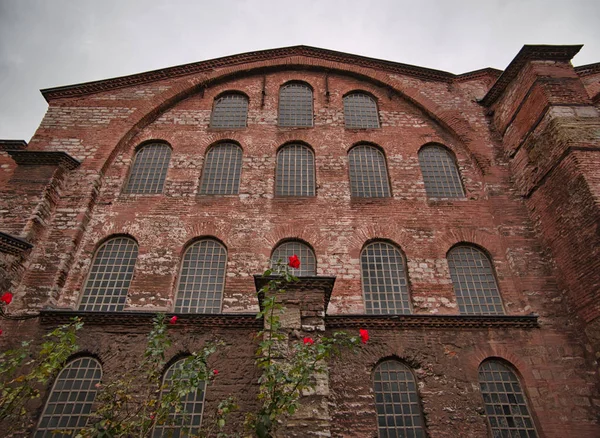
[0,329,3,336]
[150,413,155,420]
[213,369,219,375]
[303,337,314,345]
[1,292,13,305]
[359,328,369,344]
[169,316,178,324]
[288,255,300,269]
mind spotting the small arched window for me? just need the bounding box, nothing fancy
[418,145,465,198]
[278,82,313,127]
[210,93,248,128]
[361,241,411,314]
[174,239,227,313]
[152,358,206,438]
[124,143,171,194]
[348,145,391,198]
[479,360,538,437]
[199,143,243,195]
[79,237,138,312]
[271,241,316,276]
[275,144,316,196]
[343,92,380,129]
[447,245,504,315]
[35,357,102,438]
[374,360,426,438]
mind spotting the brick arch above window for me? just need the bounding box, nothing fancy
[361,240,411,314]
[199,142,243,195]
[275,143,316,197]
[447,244,504,315]
[210,92,249,128]
[124,142,171,194]
[278,82,313,127]
[79,236,138,312]
[35,356,102,438]
[373,359,426,437]
[478,359,538,437]
[418,143,465,198]
[343,91,380,129]
[174,239,227,313]
[271,240,316,276]
[348,144,391,198]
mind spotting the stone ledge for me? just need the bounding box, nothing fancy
[0,140,27,151]
[6,150,80,170]
[39,309,262,328]
[326,313,539,329]
[254,275,336,311]
[0,231,33,255]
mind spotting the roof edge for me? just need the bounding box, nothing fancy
[481,44,583,107]
[41,45,463,102]
[575,62,600,76]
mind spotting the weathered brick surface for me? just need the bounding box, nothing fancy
[1,46,599,437]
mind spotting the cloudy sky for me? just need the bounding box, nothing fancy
[1,0,599,141]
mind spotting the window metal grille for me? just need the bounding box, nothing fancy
[418,145,465,198]
[35,357,102,438]
[79,237,138,312]
[199,143,243,195]
[210,94,248,128]
[271,241,316,276]
[278,83,313,127]
[174,240,227,313]
[374,360,426,438]
[344,93,380,129]
[124,143,171,194]
[348,145,391,197]
[479,361,538,438]
[152,359,206,438]
[275,144,315,196]
[447,246,504,315]
[361,242,411,314]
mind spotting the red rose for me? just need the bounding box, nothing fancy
[1,292,13,305]
[288,255,300,269]
[359,329,369,344]
[213,369,219,375]
[303,337,314,345]
[150,413,155,420]
[169,316,178,324]
[0,329,2,336]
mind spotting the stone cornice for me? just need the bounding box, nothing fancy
[39,309,262,328]
[481,44,583,107]
[0,140,27,151]
[326,313,539,329]
[575,62,600,76]
[454,67,503,82]
[6,150,80,170]
[254,275,336,311]
[0,231,33,255]
[40,46,493,101]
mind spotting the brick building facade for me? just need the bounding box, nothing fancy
[1,44,599,437]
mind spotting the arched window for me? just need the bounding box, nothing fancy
[124,143,171,194]
[35,357,102,438]
[271,241,316,276]
[174,239,227,313]
[418,145,465,198]
[373,360,426,438]
[199,143,243,195]
[447,245,504,315]
[348,144,391,197]
[361,241,411,314]
[479,360,538,437]
[275,144,316,196]
[278,82,313,127]
[343,92,380,129]
[79,237,138,312]
[210,93,248,128]
[152,358,206,438]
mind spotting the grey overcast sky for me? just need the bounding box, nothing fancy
[1,0,599,141]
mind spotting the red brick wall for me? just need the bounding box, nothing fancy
[1,52,599,436]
